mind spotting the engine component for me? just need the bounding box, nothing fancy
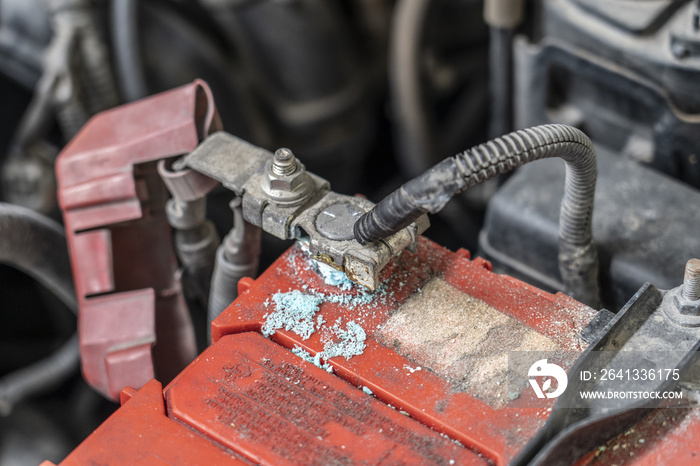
[483,0,525,137]
[2,0,119,213]
[515,0,700,187]
[207,197,261,339]
[480,147,700,312]
[0,0,50,88]
[158,158,221,311]
[45,235,598,465]
[390,0,490,177]
[110,0,147,103]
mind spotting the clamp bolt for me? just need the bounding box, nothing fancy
[682,258,700,301]
[272,148,297,176]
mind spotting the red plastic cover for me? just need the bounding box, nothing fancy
[56,81,222,399]
[166,332,479,465]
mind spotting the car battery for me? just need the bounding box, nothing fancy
[45,236,604,465]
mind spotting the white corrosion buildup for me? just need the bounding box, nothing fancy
[315,260,355,290]
[261,290,323,340]
[318,321,367,362]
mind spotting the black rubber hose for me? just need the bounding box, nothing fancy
[354,124,602,308]
[0,203,79,415]
[488,27,514,138]
[78,4,121,113]
[0,203,76,309]
[111,0,148,102]
[0,335,79,416]
[389,0,434,177]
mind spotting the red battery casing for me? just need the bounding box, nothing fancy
[50,238,627,465]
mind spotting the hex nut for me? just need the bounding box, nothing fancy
[673,289,700,316]
[261,159,315,205]
[268,161,307,192]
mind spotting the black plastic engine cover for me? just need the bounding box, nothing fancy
[515,1,700,188]
[479,147,700,311]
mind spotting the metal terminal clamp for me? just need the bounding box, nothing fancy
[291,193,428,290]
[178,132,429,290]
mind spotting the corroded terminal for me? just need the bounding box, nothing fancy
[291,192,429,290]
[315,203,364,241]
[180,132,429,289]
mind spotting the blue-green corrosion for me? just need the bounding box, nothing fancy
[318,321,366,361]
[261,290,323,340]
[261,262,391,368]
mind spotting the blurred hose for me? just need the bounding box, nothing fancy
[208,198,260,342]
[0,203,78,415]
[111,0,148,101]
[389,0,433,177]
[488,26,514,138]
[483,0,524,137]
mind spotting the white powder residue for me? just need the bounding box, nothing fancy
[318,320,367,361]
[261,290,323,340]
[291,345,333,373]
[404,364,422,374]
[315,261,355,290]
[287,319,367,372]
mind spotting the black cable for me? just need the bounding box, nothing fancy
[0,203,78,415]
[0,203,75,309]
[488,26,514,138]
[354,124,602,308]
[0,335,79,416]
[111,0,148,102]
[389,0,434,177]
